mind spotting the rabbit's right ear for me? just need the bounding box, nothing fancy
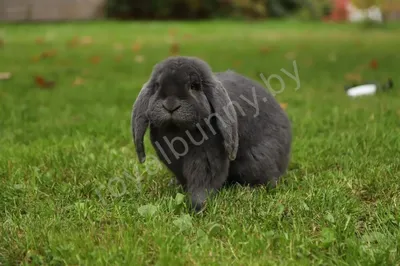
[204,78,239,161]
[131,82,152,163]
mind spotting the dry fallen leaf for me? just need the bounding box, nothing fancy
[233,61,242,67]
[113,43,124,51]
[168,28,177,37]
[115,55,123,62]
[34,76,55,89]
[345,72,362,83]
[305,58,314,67]
[41,49,57,58]
[369,59,378,69]
[0,72,12,80]
[285,51,297,60]
[35,37,44,44]
[90,56,101,64]
[67,36,80,47]
[280,103,288,110]
[81,36,93,45]
[132,42,142,52]
[31,55,41,62]
[135,55,144,63]
[170,43,180,55]
[31,49,57,62]
[73,77,84,86]
[260,46,270,54]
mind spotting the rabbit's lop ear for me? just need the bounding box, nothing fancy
[206,78,239,161]
[131,82,151,163]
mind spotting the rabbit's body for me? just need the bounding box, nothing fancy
[215,71,292,186]
[149,123,229,192]
[132,56,291,211]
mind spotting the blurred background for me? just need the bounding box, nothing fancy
[1,0,400,23]
[1,1,400,264]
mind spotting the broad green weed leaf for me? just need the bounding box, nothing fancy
[138,204,158,218]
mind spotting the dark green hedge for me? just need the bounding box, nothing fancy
[105,0,319,20]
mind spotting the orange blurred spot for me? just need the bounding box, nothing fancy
[90,56,101,64]
[34,76,55,89]
[170,43,180,55]
[369,59,378,69]
[132,42,142,52]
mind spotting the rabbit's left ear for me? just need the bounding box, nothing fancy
[205,78,239,161]
[131,82,152,163]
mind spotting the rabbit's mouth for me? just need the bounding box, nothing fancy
[148,105,199,130]
[156,115,196,130]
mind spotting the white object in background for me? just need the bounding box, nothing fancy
[346,84,377,97]
[367,6,383,22]
[348,3,366,22]
[347,3,383,23]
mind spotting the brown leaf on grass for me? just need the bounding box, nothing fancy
[35,37,44,44]
[67,36,80,47]
[280,103,288,110]
[170,43,180,55]
[32,55,41,62]
[134,55,144,63]
[41,49,57,58]
[183,33,192,39]
[345,72,362,83]
[168,28,177,37]
[115,55,123,62]
[355,64,367,72]
[0,72,12,80]
[34,76,55,89]
[305,58,314,67]
[81,36,93,45]
[369,59,378,69]
[113,43,124,51]
[233,61,242,68]
[31,49,57,62]
[90,56,101,64]
[285,51,297,60]
[73,77,84,86]
[259,46,270,54]
[132,42,142,52]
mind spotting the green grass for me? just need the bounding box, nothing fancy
[1,20,400,265]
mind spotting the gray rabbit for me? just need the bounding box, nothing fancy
[131,56,291,212]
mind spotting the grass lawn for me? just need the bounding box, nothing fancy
[1,20,400,265]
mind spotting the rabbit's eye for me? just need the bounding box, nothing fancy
[190,82,200,91]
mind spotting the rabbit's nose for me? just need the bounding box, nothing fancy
[162,98,181,113]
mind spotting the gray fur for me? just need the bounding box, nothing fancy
[131,56,292,212]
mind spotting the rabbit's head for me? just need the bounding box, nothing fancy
[131,56,238,164]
